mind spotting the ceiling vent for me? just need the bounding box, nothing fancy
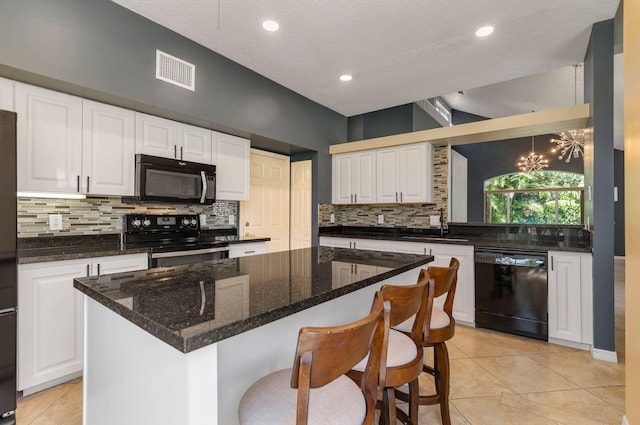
[155,50,195,91]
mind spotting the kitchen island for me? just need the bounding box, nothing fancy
[74,246,433,425]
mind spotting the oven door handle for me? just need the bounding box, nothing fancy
[200,171,207,204]
[151,247,229,258]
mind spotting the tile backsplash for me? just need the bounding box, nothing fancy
[17,196,238,238]
[318,143,449,229]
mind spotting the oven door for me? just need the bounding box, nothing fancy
[136,154,216,204]
[151,247,229,268]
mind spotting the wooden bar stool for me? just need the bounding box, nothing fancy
[395,258,460,425]
[238,292,389,425]
[350,271,430,425]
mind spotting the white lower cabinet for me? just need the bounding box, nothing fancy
[391,241,474,325]
[547,251,593,346]
[319,236,391,251]
[18,253,148,394]
[228,242,267,258]
[322,237,475,325]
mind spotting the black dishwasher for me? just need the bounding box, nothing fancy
[475,248,548,340]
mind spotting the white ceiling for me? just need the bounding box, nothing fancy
[111,0,618,118]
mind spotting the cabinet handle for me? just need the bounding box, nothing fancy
[86,264,90,277]
[353,242,356,249]
[429,248,432,255]
[77,175,80,193]
[350,194,353,203]
[354,194,357,203]
[355,264,358,274]
[550,256,554,271]
[396,192,398,202]
[180,146,184,160]
[97,263,101,276]
[400,192,403,202]
[423,247,426,255]
[244,250,255,254]
[174,145,178,158]
[86,176,90,193]
[351,263,354,273]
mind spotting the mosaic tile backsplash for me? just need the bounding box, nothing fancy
[319,143,449,229]
[17,197,238,238]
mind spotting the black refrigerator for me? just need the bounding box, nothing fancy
[0,110,17,424]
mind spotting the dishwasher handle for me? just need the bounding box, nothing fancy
[475,250,547,268]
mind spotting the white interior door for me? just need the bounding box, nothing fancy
[290,160,312,250]
[240,149,290,253]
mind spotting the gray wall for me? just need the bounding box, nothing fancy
[584,19,615,353]
[451,110,584,222]
[0,0,348,242]
[347,102,442,141]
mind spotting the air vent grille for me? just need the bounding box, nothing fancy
[155,50,195,91]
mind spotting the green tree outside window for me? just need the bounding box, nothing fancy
[484,172,584,224]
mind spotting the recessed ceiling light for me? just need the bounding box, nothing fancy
[475,26,494,37]
[339,74,353,82]
[262,20,279,32]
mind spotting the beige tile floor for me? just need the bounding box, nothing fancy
[15,259,626,425]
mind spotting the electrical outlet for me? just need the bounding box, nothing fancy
[330,213,335,224]
[377,214,384,224]
[430,215,441,226]
[199,214,207,226]
[229,215,235,225]
[49,214,63,231]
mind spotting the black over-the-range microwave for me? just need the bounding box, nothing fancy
[135,154,216,204]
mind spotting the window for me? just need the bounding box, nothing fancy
[484,171,584,224]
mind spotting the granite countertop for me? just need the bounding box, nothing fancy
[17,233,271,264]
[73,246,433,353]
[319,224,592,253]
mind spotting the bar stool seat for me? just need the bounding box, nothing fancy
[239,369,366,425]
[238,292,388,425]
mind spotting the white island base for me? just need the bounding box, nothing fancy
[82,267,421,425]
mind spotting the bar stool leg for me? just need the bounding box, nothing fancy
[434,342,451,425]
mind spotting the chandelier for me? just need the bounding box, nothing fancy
[518,136,548,172]
[550,129,585,162]
[550,64,585,163]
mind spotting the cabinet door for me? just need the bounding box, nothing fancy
[134,112,178,159]
[332,154,354,204]
[376,148,400,203]
[15,83,83,193]
[399,143,432,203]
[82,100,135,196]
[92,254,149,275]
[0,77,14,111]
[548,252,583,343]
[353,151,377,204]
[179,124,212,164]
[18,261,87,391]
[428,243,475,325]
[213,132,250,200]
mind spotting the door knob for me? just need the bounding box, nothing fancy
[245,222,250,226]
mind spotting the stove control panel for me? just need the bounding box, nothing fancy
[124,214,200,233]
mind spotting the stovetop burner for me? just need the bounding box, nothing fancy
[123,214,231,251]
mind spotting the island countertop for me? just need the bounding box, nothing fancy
[74,246,433,353]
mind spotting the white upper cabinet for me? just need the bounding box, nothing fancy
[212,131,250,201]
[82,100,135,196]
[15,83,83,193]
[0,77,14,111]
[134,112,179,159]
[331,150,376,204]
[376,142,433,203]
[135,112,213,164]
[179,123,212,163]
